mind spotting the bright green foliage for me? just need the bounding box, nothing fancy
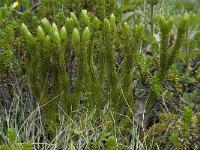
[21,24,39,98]
[146,13,190,111]
[183,106,193,126]
[181,107,194,137]
[17,3,200,147]
[80,10,91,29]
[107,136,117,150]
[72,27,92,111]
[170,133,181,150]
[145,107,200,149]
[1,0,200,149]
[167,13,190,68]
[21,22,71,137]
[0,128,33,150]
[168,65,182,93]
[21,13,142,136]
[103,17,119,107]
[169,107,199,149]
[20,10,194,135]
[41,18,52,33]
[150,74,163,97]
[159,16,174,75]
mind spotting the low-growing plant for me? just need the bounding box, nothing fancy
[0,128,33,150]
[0,4,17,78]
[1,0,200,149]
[20,10,145,135]
[146,13,190,112]
[143,106,200,149]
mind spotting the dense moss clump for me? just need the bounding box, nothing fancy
[0,1,200,149]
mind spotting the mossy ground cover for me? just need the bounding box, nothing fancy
[0,0,200,149]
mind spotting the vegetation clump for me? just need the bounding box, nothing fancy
[0,0,200,149]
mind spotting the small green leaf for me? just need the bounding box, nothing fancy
[183,107,193,125]
[74,127,83,134]
[170,133,181,149]
[107,136,117,150]
[152,15,163,24]
[68,141,76,150]
[22,142,33,150]
[8,128,16,144]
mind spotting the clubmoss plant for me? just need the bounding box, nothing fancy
[87,19,103,112]
[36,26,49,124]
[103,17,119,107]
[72,28,85,111]
[159,16,174,76]
[120,22,144,111]
[21,24,40,98]
[21,22,72,137]
[80,10,91,31]
[170,107,199,149]
[170,133,182,150]
[147,13,190,112]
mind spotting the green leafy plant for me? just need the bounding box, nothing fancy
[147,13,190,112]
[0,128,33,150]
[107,135,117,150]
[1,1,200,149]
[0,4,17,78]
[170,133,182,150]
[170,107,200,149]
[181,90,200,109]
